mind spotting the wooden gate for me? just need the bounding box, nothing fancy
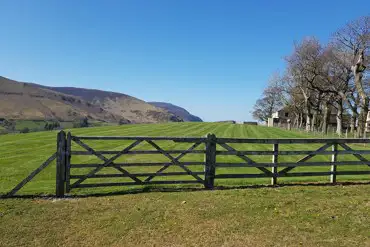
[213,137,370,184]
[64,132,208,195]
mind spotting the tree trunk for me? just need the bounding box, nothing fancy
[352,50,367,137]
[336,100,343,136]
[311,110,317,132]
[319,118,323,133]
[348,96,359,134]
[358,98,369,138]
[293,113,299,128]
[305,99,312,132]
[350,114,357,134]
[322,102,329,134]
[306,115,312,132]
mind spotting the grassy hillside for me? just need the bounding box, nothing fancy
[0,122,369,196]
[149,102,203,122]
[0,76,120,122]
[36,85,184,123]
[0,123,369,246]
[0,76,182,124]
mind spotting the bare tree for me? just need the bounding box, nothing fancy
[251,15,369,136]
[251,74,285,123]
[332,16,369,136]
[286,37,326,131]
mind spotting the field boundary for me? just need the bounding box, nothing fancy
[5,131,370,197]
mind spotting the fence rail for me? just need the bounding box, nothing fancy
[5,131,370,197]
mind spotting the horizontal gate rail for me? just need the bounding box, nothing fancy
[278,171,370,177]
[215,138,370,144]
[216,150,370,155]
[73,180,201,188]
[215,171,370,179]
[215,161,370,167]
[70,172,205,179]
[71,150,205,155]
[70,162,205,168]
[71,136,207,142]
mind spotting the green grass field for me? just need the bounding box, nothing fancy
[14,120,47,131]
[1,122,369,196]
[0,123,369,246]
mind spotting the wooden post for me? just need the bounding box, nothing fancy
[204,134,216,189]
[271,143,278,185]
[330,143,338,183]
[65,132,72,193]
[56,131,66,197]
[364,131,367,147]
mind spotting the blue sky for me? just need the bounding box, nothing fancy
[1,1,369,122]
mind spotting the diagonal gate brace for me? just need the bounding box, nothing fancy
[145,140,204,183]
[71,137,143,187]
[144,142,202,182]
[219,143,272,175]
[279,143,333,175]
[5,153,57,197]
[339,143,370,167]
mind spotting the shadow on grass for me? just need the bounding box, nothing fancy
[1,181,370,200]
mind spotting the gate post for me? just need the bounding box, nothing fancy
[204,134,217,189]
[271,143,278,185]
[65,132,72,193]
[330,143,338,183]
[56,131,66,198]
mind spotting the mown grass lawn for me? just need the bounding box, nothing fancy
[1,185,369,247]
[0,122,369,196]
[0,123,369,246]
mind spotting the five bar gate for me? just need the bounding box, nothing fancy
[6,131,370,197]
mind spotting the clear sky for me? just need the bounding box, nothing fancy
[1,1,369,122]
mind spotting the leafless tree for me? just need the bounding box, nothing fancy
[286,37,327,131]
[332,16,369,136]
[252,15,369,136]
[251,74,285,123]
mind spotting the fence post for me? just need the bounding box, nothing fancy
[330,143,338,183]
[65,132,72,193]
[56,131,66,197]
[271,143,278,185]
[204,134,216,189]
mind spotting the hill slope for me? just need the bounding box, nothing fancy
[0,76,120,122]
[149,102,202,122]
[0,76,182,123]
[33,84,183,123]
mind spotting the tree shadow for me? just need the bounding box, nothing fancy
[1,181,369,200]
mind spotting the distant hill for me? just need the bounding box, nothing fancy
[0,76,120,122]
[149,102,203,122]
[0,76,182,123]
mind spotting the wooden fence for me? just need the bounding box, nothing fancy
[6,131,370,197]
